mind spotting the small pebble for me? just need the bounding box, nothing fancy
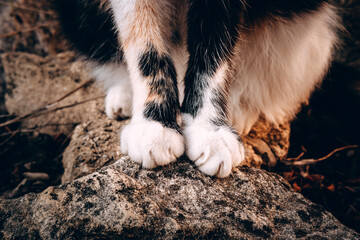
[23,172,50,181]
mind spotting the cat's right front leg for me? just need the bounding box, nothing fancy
[182,0,246,177]
[111,0,184,168]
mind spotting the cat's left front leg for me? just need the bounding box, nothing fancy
[111,0,184,168]
[182,0,246,177]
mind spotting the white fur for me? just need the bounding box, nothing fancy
[183,114,245,178]
[229,4,339,134]
[182,63,246,177]
[109,0,185,168]
[105,84,132,119]
[92,63,132,119]
[169,0,188,104]
[93,2,338,178]
[121,120,185,168]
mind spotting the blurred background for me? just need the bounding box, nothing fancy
[0,0,359,233]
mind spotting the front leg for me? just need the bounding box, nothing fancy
[111,0,184,168]
[182,0,245,177]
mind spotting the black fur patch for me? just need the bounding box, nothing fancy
[144,101,181,132]
[182,0,331,120]
[171,30,182,45]
[246,0,330,23]
[186,0,243,75]
[210,88,229,127]
[53,0,121,63]
[139,46,180,131]
[182,71,209,118]
[139,46,177,82]
[182,0,242,118]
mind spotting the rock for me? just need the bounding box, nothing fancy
[2,51,104,136]
[61,109,127,183]
[61,106,290,183]
[0,157,358,239]
[0,2,359,237]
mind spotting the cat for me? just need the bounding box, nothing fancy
[54,0,339,177]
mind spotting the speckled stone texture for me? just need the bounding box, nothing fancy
[0,157,359,239]
[61,109,128,183]
[1,1,359,238]
[61,106,290,184]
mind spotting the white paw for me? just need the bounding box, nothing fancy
[184,122,245,178]
[120,120,185,168]
[105,84,132,119]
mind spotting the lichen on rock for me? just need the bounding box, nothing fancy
[1,157,359,239]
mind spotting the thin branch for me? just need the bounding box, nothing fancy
[0,122,81,138]
[283,145,359,166]
[0,96,104,129]
[0,114,12,118]
[0,24,49,39]
[286,151,306,161]
[0,78,96,128]
[30,96,104,119]
[0,129,19,146]
[47,79,94,106]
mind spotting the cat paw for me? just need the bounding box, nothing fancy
[184,122,245,178]
[105,84,132,119]
[120,120,185,168]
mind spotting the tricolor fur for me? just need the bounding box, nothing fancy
[55,0,340,177]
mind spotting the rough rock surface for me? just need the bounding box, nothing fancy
[61,110,127,183]
[1,157,359,239]
[61,106,290,184]
[0,0,67,113]
[3,51,103,136]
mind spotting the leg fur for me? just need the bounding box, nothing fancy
[110,0,184,168]
[55,0,339,177]
[182,0,338,177]
[92,63,132,119]
[228,2,339,134]
[54,0,121,63]
[182,0,246,178]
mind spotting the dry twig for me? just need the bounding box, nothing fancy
[0,129,19,146]
[47,79,94,106]
[0,78,100,129]
[0,24,50,39]
[286,146,307,161]
[283,145,359,166]
[0,96,104,129]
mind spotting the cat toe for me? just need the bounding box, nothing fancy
[184,124,245,178]
[105,84,132,119]
[120,120,184,168]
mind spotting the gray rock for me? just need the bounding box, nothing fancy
[0,157,358,239]
[61,109,127,183]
